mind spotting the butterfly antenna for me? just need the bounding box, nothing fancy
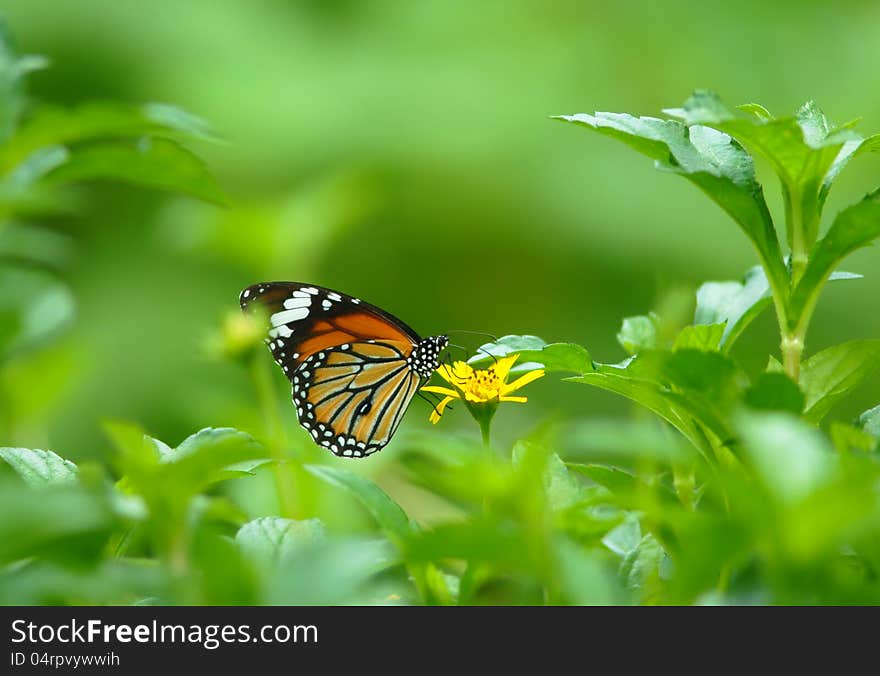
[417,391,451,418]
[446,342,469,358]
[475,345,499,366]
[446,329,499,341]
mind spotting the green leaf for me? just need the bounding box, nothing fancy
[821,134,880,206]
[621,533,665,594]
[736,412,832,504]
[513,343,593,374]
[673,323,724,352]
[744,372,804,415]
[829,422,877,455]
[0,266,75,358]
[304,465,412,542]
[0,101,220,172]
[0,447,78,487]
[858,404,880,438]
[737,103,774,121]
[264,537,397,605]
[467,334,546,365]
[5,146,69,187]
[555,106,787,297]
[555,539,622,605]
[602,515,642,557]
[0,18,46,142]
[694,264,859,352]
[422,564,458,606]
[468,335,592,374]
[800,340,880,423]
[305,465,474,604]
[665,92,859,248]
[114,426,267,498]
[0,477,124,565]
[542,453,584,511]
[617,315,658,355]
[236,517,326,564]
[161,427,267,487]
[587,349,743,451]
[142,102,223,144]
[163,427,260,464]
[643,349,743,404]
[45,138,226,204]
[694,265,771,350]
[470,334,546,356]
[571,372,722,455]
[403,519,533,571]
[788,191,880,330]
[570,463,637,494]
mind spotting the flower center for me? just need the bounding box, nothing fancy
[463,368,501,400]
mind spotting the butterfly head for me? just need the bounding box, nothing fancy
[409,335,448,379]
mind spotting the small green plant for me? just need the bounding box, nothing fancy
[4,24,880,608]
[556,93,880,382]
[0,18,223,446]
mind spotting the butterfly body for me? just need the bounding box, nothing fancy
[240,282,446,457]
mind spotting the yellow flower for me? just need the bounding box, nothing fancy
[421,354,545,424]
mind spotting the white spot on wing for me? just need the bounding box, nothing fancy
[322,299,332,310]
[271,308,309,325]
[303,287,319,295]
[268,325,293,338]
[327,292,342,301]
[283,297,311,310]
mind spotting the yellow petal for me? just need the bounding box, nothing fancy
[420,385,460,398]
[501,369,545,395]
[449,361,474,384]
[489,354,520,382]
[436,361,473,386]
[429,396,455,424]
[499,395,528,403]
[435,364,457,385]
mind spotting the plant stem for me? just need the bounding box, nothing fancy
[250,353,298,518]
[765,182,812,382]
[781,332,804,381]
[788,191,809,288]
[779,184,808,382]
[479,416,492,448]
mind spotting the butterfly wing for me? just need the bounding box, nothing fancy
[240,282,426,457]
[239,282,421,375]
[294,340,422,457]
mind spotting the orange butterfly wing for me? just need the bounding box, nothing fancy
[240,282,444,458]
[293,340,421,457]
[240,282,420,372]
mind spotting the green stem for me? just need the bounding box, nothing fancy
[779,183,808,382]
[788,189,809,288]
[250,353,298,518]
[781,332,804,382]
[479,416,492,448]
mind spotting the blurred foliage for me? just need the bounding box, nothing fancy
[2,3,880,605]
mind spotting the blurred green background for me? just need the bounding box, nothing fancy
[3,0,879,497]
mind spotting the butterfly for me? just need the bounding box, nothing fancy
[240,282,448,458]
